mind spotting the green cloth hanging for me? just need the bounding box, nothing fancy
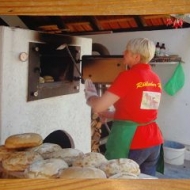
[164,63,185,96]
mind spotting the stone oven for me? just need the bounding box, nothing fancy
[0,26,92,153]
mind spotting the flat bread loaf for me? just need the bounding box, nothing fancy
[0,145,16,161]
[5,133,43,149]
[28,143,62,159]
[109,172,139,179]
[2,151,43,172]
[47,148,84,166]
[43,76,54,83]
[99,158,140,177]
[24,158,68,179]
[72,152,107,168]
[59,167,107,179]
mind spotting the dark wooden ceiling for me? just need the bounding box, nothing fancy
[0,15,190,35]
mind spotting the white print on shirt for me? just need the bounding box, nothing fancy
[140,91,161,109]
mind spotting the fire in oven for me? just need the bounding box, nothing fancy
[28,42,81,101]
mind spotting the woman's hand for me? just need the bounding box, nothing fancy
[98,110,115,123]
[84,79,98,100]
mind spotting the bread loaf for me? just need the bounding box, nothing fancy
[28,143,62,159]
[1,170,26,179]
[0,145,16,161]
[24,158,68,179]
[72,152,107,168]
[109,172,139,179]
[2,151,43,171]
[43,76,54,83]
[59,167,107,179]
[5,133,43,149]
[99,158,140,177]
[47,148,84,166]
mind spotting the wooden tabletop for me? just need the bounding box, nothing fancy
[0,179,190,190]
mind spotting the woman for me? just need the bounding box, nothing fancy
[85,38,164,176]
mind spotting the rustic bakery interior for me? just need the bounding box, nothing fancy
[0,1,190,190]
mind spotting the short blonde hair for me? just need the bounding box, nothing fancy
[126,38,155,62]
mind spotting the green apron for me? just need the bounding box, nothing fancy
[105,120,137,159]
[105,120,164,174]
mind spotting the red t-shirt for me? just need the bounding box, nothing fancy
[108,63,163,149]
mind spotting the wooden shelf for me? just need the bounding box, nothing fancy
[150,56,183,65]
[150,61,180,65]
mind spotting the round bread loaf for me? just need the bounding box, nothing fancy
[24,158,68,179]
[99,158,140,177]
[2,151,43,172]
[1,170,26,179]
[47,148,84,166]
[28,143,63,159]
[59,167,107,179]
[43,76,54,83]
[5,133,43,149]
[109,172,139,179]
[0,145,16,161]
[72,152,107,168]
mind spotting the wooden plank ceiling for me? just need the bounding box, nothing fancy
[0,15,190,35]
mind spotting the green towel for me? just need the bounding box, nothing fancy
[164,63,185,96]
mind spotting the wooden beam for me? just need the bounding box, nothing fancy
[0,179,190,190]
[0,0,190,15]
[0,15,28,28]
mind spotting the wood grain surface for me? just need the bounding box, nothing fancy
[0,0,190,15]
[0,179,190,190]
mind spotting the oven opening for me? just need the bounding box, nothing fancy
[28,42,81,101]
[40,45,75,83]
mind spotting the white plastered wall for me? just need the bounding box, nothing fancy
[0,26,92,153]
[84,28,190,146]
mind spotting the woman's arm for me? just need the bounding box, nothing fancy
[98,109,115,123]
[87,91,119,113]
[99,110,115,119]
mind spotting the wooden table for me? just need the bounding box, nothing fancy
[0,179,190,190]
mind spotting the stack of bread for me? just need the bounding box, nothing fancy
[0,132,141,179]
[0,133,44,178]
